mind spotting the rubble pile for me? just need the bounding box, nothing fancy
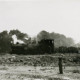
[0,55,57,66]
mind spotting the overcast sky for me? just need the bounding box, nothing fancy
[0,0,80,43]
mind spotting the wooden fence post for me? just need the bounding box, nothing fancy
[58,57,63,74]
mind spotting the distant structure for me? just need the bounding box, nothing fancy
[10,39,54,54]
[10,43,26,54]
[38,39,54,54]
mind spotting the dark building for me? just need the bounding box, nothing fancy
[38,39,54,54]
[10,39,54,55]
[10,43,26,54]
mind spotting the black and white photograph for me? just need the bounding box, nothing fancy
[0,0,80,80]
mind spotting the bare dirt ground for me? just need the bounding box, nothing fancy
[0,65,80,80]
[0,54,80,80]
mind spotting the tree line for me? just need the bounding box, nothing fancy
[0,29,79,54]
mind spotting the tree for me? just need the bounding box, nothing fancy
[0,31,13,53]
[37,30,50,41]
[9,29,29,44]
